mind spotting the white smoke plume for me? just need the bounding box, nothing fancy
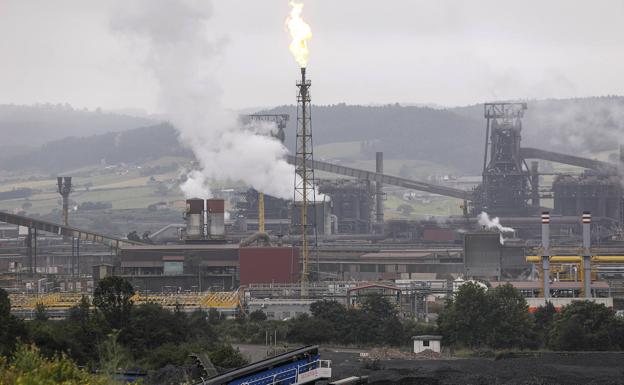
[477,211,514,245]
[109,0,293,199]
[524,97,624,154]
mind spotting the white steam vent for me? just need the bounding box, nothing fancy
[477,211,515,245]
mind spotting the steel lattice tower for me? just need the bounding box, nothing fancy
[293,67,317,287]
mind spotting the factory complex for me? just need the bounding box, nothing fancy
[2,97,624,322]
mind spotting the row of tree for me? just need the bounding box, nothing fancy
[0,277,248,385]
[438,282,624,351]
[214,294,435,348]
[225,283,624,352]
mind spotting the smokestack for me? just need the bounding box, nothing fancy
[57,176,72,226]
[375,151,384,232]
[582,211,592,298]
[185,198,205,239]
[206,199,225,238]
[541,212,550,299]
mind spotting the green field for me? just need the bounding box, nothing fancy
[0,157,191,215]
[0,143,470,219]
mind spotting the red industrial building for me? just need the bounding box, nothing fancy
[239,247,300,285]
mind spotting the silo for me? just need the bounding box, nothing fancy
[185,198,205,239]
[206,199,225,237]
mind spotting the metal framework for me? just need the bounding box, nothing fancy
[0,211,142,250]
[478,102,532,216]
[293,67,317,288]
[247,114,289,144]
[285,155,470,200]
[57,177,72,226]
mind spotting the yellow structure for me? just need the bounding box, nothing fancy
[10,290,242,311]
[526,255,624,297]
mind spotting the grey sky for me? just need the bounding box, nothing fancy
[1,0,623,112]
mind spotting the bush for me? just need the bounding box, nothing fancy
[0,344,115,385]
[438,283,534,350]
[548,301,624,351]
[249,310,267,322]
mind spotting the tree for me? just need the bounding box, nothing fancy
[34,303,48,321]
[310,300,347,324]
[485,284,534,349]
[208,344,248,371]
[98,331,131,378]
[287,314,334,344]
[438,282,490,348]
[249,310,267,322]
[549,301,624,351]
[0,288,26,356]
[68,295,91,326]
[93,277,135,330]
[533,301,557,347]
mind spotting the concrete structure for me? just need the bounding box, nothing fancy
[525,297,613,312]
[463,231,527,280]
[247,298,315,320]
[412,335,442,354]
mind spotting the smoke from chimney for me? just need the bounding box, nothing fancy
[477,211,514,244]
[109,0,293,199]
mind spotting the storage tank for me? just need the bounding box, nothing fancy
[206,199,225,237]
[185,198,205,238]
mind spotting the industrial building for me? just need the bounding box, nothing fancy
[3,85,624,321]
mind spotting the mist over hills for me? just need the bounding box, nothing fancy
[452,96,624,155]
[2,97,624,175]
[1,123,191,172]
[0,104,154,148]
[262,103,484,173]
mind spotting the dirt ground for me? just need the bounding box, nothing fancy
[322,349,624,385]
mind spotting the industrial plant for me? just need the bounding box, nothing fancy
[2,89,624,322]
[0,0,623,363]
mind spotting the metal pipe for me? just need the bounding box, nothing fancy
[527,255,624,263]
[541,212,550,299]
[375,152,384,232]
[530,161,539,209]
[582,212,591,298]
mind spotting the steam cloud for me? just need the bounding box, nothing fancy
[110,0,293,199]
[524,97,624,154]
[477,211,514,244]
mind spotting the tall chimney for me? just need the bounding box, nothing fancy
[184,198,205,239]
[541,212,550,299]
[206,199,225,238]
[582,212,592,298]
[57,177,72,226]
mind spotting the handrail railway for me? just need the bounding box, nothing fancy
[198,345,331,385]
[0,211,143,249]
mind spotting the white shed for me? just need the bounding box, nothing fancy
[412,335,442,354]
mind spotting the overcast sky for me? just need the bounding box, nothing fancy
[1,0,623,113]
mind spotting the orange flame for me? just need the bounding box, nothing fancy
[286,1,311,68]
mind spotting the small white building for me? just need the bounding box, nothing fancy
[412,335,442,354]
